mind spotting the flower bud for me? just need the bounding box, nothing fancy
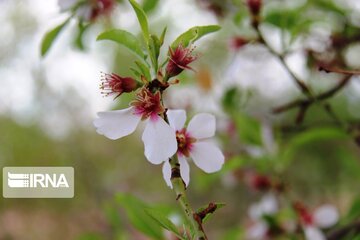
[100,73,138,99]
[247,0,262,16]
[229,36,248,51]
[249,174,271,191]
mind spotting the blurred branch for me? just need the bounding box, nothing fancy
[327,220,360,240]
[254,25,314,99]
[272,74,352,114]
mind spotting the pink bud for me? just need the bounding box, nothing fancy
[100,73,138,99]
[247,0,262,16]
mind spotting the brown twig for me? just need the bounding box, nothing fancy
[254,25,313,99]
[273,74,352,114]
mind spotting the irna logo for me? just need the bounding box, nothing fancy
[3,167,74,198]
[8,172,69,188]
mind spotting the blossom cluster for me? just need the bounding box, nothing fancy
[94,44,224,187]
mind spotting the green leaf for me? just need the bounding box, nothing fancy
[40,19,69,57]
[280,127,349,169]
[232,112,262,145]
[97,29,145,60]
[345,197,360,223]
[142,0,160,13]
[171,25,221,49]
[149,34,161,72]
[116,193,164,240]
[129,0,150,44]
[74,21,90,51]
[159,27,167,46]
[135,60,151,81]
[145,208,184,239]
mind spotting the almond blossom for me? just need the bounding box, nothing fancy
[162,109,224,188]
[246,193,279,240]
[166,45,197,78]
[94,87,177,165]
[294,202,339,240]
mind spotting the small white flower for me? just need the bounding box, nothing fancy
[163,110,225,188]
[303,204,338,240]
[246,193,278,240]
[94,88,177,165]
[295,203,339,240]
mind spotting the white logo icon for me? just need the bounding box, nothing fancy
[8,172,69,188]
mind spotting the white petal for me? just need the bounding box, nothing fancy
[178,156,190,186]
[162,161,172,189]
[58,0,77,10]
[190,141,224,173]
[260,193,278,215]
[93,107,141,140]
[167,109,186,130]
[304,226,326,240]
[142,117,177,165]
[187,113,216,139]
[249,203,262,220]
[314,204,339,228]
[248,194,278,220]
[246,221,268,240]
[76,5,92,21]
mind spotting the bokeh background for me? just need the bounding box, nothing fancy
[1,0,360,239]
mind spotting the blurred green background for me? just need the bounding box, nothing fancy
[1,0,360,239]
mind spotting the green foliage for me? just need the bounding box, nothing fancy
[142,0,160,14]
[345,197,360,224]
[116,193,165,240]
[171,25,221,49]
[135,60,151,81]
[74,21,89,50]
[145,208,184,239]
[40,18,69,57]
[264,6,312,43]
[129,0,150,44]
[97,29,146,60]
[280,127,349,169]
[149,34,162,73]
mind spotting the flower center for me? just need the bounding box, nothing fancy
[294,202,314,226]
[131,88,164,120]
[176,128,196,157]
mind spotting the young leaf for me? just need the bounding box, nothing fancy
[116,193,164,240]
[159,27,167,46]
[142,0,160,13]
[171,25,221,49]
[129,0,150,44]
[149,35,161,72]
[135,60,151,81]
[97,29,146,60]
[40,18,70,57]
[145,208,184,239]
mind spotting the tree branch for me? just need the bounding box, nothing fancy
[273,74,352,113]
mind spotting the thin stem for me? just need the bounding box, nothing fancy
[162,111,207,240]
[254,25,314,99]
[273,74,352,113]
[169,156,207,240]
